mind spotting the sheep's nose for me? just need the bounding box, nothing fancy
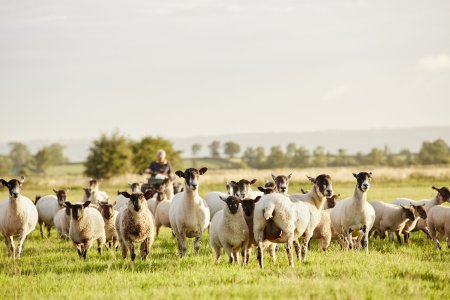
[325,189,332,196]
[363,184,369,189]
[12,192,19,198]
[191,184,197,190]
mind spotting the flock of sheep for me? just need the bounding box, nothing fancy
[0,169,449,268]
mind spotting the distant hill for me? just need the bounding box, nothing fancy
[1,126,449,162]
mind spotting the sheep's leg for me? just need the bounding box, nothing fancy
[124,240,136,261]
[16,231,27,258]
[223,244,234,263]
[293,239,301,261]
[347,229,353,250]
[422,227,432,240]
[194,236,201,256]
[156,225,161,237]
[403,232,410,245]
[212,242,221,262]
[257,240,264,269]
[46,225,51,238]
[140,238,150,260]
[285,241,294,267]
[396,231,403,244]
[232,249,239,264]
[387,230,394,242]
[322,232,331,251]
[4,235,14,258]
[241,242,247,265]
[268,243,277,262]
[97,237,105,255]
[301,233,312,262]
[83,240,93,259]
[39,221,44,239]
[361,226,369,253]
[119,238,128,259]
[177,232,187,258]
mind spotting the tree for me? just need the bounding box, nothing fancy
[223,141,241,159]
[84,132,133,179]
[291,146,309,168]
[9,142,33,173]
[365,148,386,166]
[34,144,69,173]
[265,146,287,168]
[191,143,202,168]
[312,146,327,167]
[242,147,266,169]
[418,139,450,165]
[132,136,182,174]
[0,155,12,175]
[208,140,221,158]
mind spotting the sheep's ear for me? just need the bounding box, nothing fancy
[53,189,58,194]
[300,188,307,194]
[352,173,358,179]
[254,196,261,203]
[143,190,154,200]
[0,179,7,187]
[19,176,25,184]
[368,172,372,177]
[65,202,72,208]
[271,173,276,181]
[400,204,406,209]
[335,194,341,199]
[175,170,184,178]
[83,201,91,208]
[117,190,121,195]
[219,195,227,202]
[432,186,439,191]
[231,180,237,185]
[258,187,265,193]
[120,192,131,199]
[250,179,257,185]
[199,167,208,175]
[306,176,315,183]
[287,173,292,180]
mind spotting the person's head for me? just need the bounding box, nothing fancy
[156,149,166,162]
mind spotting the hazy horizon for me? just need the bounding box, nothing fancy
[1,0,449,142]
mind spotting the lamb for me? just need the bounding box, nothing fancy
[330,172,376,253]
[204,181,238,220]
[253,174,333,268]
[368,200,416,243]
[310,194,340,251]
[169,167,210,257]
[53,205,71,239]
[427,204,450,250]
[394,204,428,245]
[35,189,67,238]
[115,192,155,261]
[392,186,450,241]
[0,176,38,259]
[114,182,141,211]
[65,200,106,259]
[209,195,249,264]
[271,173,292,194]
[98,202,119,249]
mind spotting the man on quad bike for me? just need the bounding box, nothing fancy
[143,149,172,191]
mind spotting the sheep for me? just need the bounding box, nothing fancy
[204,181,238,221]
[114,182,141,211]
[253,174,333,268]
[310,194,340,251]
[98,202,119,249]
[65,201,106,259]
[115,192,155,261]
[301,188,339,209]
[154,198,172,237]
[392,186,450,241]
[35,189,67,238]
[330,172,375,253]
[394,204,428,245]
[169,167,210,257]
[427,205,450,250]
[271,173,292,194]
[83,179,108,205]
[147,179,171,215]
[234,178,261,198]
[173,181,184,194]
[0,176,38,259]
[209,195,249,264]
[368,200,416,243]
[53,205,71,239]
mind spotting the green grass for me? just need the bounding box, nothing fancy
[1,178,450,299]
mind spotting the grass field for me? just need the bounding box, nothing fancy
[0,170,449,299]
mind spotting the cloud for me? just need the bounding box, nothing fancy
[417,54,450,71]
[322,85,350,102]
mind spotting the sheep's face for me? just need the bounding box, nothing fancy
[353,172,372,192]
[326,194,340,209]
[65,201,90,221]
[412,204,427,219]
[258,186,275,195]
[129,182,141,193]
[401,206,416,222]
[241,196,261,217]
[64,205,71,216]
[232,179,257,199]
[99,203,114,219]
[0,176,25,199]
[220,195,241,215]
[272,173,292,194]
[173,182,184,194]
[53,189,67,207]
[226,181,238,196]
[175,167,207,191]
[89,179,99,190]
[308,174,333,197]
[83,188,91,199]
[432,186,450,203]
[121,192,147,212]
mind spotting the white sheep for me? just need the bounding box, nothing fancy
[35,189,67,238]
[310,194,340,251]
[53,206,71,239]
[330,172,375,253]
[0,176,38,259]
[147,180,171,215]
[154,199,172,237]
[427,204,450,250]
[169,167,210,257]
[369,200,416,243]
[116,192,155,261]
[253,174,333,268]
[392,186,450,241]
[83,179,108,205]
[98,202,119,249]
[204,181,237,220]
[271,173,292,194]
[209,195,249,264]
[114,182,141,211]
[65,201,106,259]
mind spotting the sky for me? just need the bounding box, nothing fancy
[0,0,449,142]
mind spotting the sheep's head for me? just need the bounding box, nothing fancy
[226,181,238,196]
[307,174,333,197]
[241,196,261,217]
[400,205,416,222]
[83,188,92,199]
[99,202,114,219]
[231,178,257,199]
[129,182,142,193]
[53,189,67,207]
[88,179,100,190]
[412,203,427,219]
[121,192,152,212]
[156,181,170,202]
[175,167,207,191]
[35,195,42,205]
[272,173,292,194]
[257,186,275,195]
[432,186,450,203]
[326,194,340,209]
[219,195,241,215]
[173,182,184,194]
[0,176,25,199]
[352,172,372,193]
[65,201,90,221]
